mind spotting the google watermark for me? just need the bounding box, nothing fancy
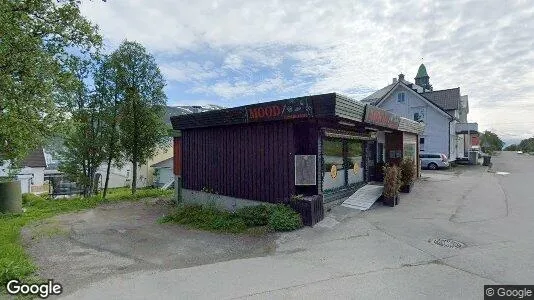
[485,285,534,299]
[5,279,63,299]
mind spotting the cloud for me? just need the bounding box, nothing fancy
[159,61,219,83]
[80,0,534,140]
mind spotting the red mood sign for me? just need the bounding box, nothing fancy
[364,106,401,130]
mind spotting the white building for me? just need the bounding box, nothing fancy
[361,64,478,161]
[0,149,48,193]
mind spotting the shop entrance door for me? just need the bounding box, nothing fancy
[366,141,376,181]
[322,137,365,202]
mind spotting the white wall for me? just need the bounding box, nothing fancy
[457,134,466,158]
[96,162,149,189]
[378,85,452,158]
[18,167,45,186]
[449,120,458,160]
[155,168,174,186]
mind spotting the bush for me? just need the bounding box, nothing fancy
[399,158,416,186]
[236,205,270,226]
[211,216,247,233]
[22,193,43,206]
[161,204,302,233]
[268,205,302,232]
[383,164,400,198]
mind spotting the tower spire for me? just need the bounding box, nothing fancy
[415,62,432,91]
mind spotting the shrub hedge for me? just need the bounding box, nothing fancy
[161,203,302,233]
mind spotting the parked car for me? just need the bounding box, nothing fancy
[517,151,523,154]
[419,153,450,170]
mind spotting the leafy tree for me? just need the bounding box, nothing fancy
[503,144,519,151]
[59,57,106,196]
[111,41,168,194]
[518,137,534,153]
[479,130,504,153]
[0,0,101,166]
[93,55,125,199]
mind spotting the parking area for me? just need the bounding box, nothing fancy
[21,199,275,295]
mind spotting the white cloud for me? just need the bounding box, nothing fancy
[80,0,534,140]
[159,61,219,83]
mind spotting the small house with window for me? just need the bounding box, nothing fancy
[170,93,424,219]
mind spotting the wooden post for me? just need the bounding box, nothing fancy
[173,130,182,204]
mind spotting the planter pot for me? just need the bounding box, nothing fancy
[381,194,398,207]
[400,182,414,193]
[0,180,23,214]
[289,195,324,226]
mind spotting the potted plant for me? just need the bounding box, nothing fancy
[375,161,385,182]
[381,164,400,207]
[289,194,324,226]
[399,158,416,193]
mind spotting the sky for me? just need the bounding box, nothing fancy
[79,0,534,144]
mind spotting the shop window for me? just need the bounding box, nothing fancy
[346,140,363,185]
[322,137,365,193]
[377,143,384,163]
[403,143,416,162]
[322,138,344,191]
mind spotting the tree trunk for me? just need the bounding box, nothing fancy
[103,155,112,199]
[82,159,89,197]
[131,161,137,194]
[103,98,119,200]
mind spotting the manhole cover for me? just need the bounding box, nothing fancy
[429,238,465,249]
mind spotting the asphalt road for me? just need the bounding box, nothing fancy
[61,152,534,299]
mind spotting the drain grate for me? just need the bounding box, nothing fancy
[430,238,465,249]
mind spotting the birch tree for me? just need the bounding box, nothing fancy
[111,41,167,194]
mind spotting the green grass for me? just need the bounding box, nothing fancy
[160,204,302,234]
[0,188,172,287]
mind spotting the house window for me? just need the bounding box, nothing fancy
[397,92,405,103]
[419,137,425,152]
[413,108,426,122]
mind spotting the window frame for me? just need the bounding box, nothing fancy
[397,92,406,103]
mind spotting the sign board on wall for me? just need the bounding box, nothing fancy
[246,98,313,122]
[471,135,480,146]
[364,105,401,130]
[295,155,317,185]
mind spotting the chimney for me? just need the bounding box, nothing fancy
[398,74,405,81]
[392,78,397,84]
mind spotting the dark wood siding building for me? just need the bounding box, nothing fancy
[182,121,295,203]
[171,93,424,209]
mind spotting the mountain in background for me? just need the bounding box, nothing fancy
[164,104,224,124]
[503,138,522,147]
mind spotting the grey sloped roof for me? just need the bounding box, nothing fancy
[21,149,47,168]
[360,78,427,104]
[360,82,396,104]
[150,157,173,168]
[421,88,460,110]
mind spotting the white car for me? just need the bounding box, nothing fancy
[517,151,523,154]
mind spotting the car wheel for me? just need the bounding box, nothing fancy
[428,163,438,170]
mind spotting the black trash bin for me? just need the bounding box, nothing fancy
[483,155,492,166]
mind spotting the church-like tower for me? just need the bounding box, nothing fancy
[415,63,433,91]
